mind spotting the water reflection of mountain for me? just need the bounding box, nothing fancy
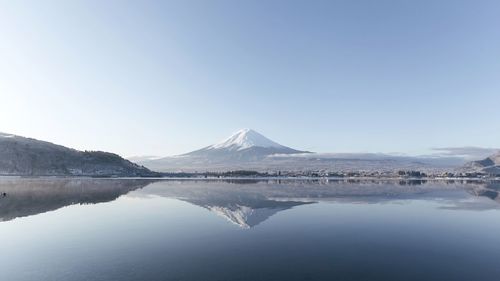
[1,179,500,226]
[0,178,155,222]
[136,180,500,228]
[185,197,312,228]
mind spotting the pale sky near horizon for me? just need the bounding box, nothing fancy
[1,0,499,157]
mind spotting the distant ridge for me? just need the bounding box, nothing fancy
[0,132,159,177]
[463,152,500,175]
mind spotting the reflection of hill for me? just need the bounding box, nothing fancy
[0,178,155,222]
[465,182,500,202]
[1,179,499,225]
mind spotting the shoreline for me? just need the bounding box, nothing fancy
[0,175,498,181]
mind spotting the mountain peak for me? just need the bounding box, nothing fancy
[166,128,309,164]
[209,128,285,151]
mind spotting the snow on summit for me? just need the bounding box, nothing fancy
[209,128,285,151]
[141,128,309,168]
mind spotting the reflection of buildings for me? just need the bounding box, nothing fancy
[1,179,499,227]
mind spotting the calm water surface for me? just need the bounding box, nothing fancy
[1,178,500,281]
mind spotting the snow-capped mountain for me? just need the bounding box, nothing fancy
[207,128,287,151]
[135,128,467,173]
[184,128,307,160]
[137,129,310,172]
[139,129,309,171]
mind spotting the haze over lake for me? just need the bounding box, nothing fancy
[1,178,500,281]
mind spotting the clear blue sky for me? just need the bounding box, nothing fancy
[0,0,499,157]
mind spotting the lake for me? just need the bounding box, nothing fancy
[1,178,500,281]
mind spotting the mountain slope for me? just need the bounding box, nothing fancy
[463,152,500,175]
[0,132,159,177]
[184,128,307,161]
[139,129,309,171]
